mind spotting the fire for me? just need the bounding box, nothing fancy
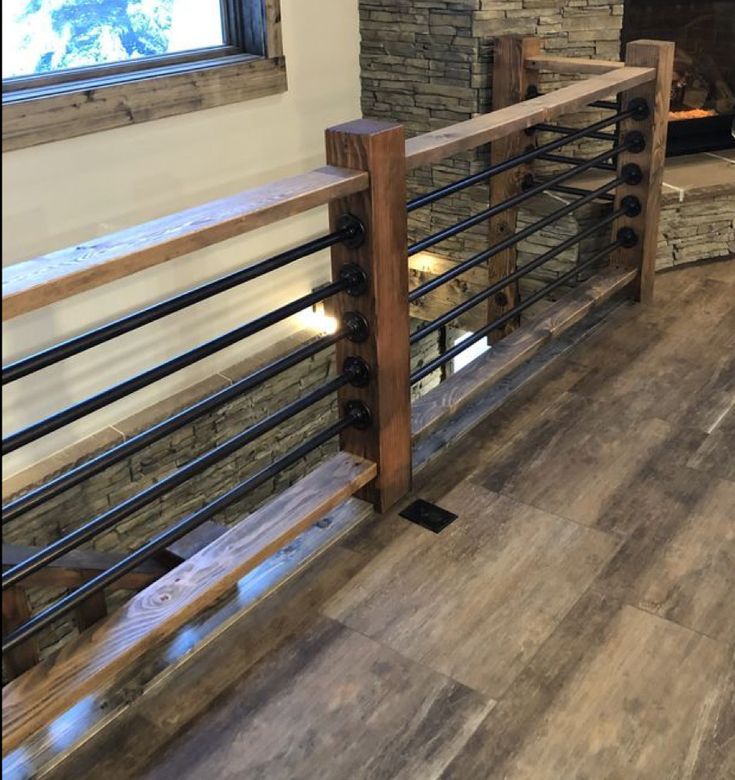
[669,108,717,121]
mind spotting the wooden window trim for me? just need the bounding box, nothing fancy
[2,0,284,151]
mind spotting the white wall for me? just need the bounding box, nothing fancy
[2,0,362,475]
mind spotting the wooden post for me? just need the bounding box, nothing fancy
[325,120,411,512]
[612,39,675,303]
[2,587,39,680]
[486,35,541,341]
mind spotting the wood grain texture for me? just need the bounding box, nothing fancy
[1,452,376,755]
[525,55,625,74]
[326,120,411,511]
[405,66,655,170]
[487,36,541,340]
[325,482,618,698]
[409,253,487,330]
[612,40,676,302]
[411,267,636,440]
[3,55,287,151]
[445,606,728,779]
[2,165,368,321]
[140,616,495,780]
[2,587,39,680]
[8,498,374,780]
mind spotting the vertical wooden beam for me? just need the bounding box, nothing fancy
[487,35,542,341]
[612,40,675,303]
[325,120,411,512]
[73,584,108,632]
[2,587,39,680]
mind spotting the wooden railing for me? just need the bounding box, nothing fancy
[1,36,674,755]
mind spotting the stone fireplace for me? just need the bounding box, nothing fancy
[623,0,735,156]
[359,0,735,280]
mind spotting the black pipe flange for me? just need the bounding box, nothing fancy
[617,227,639,248]
[339,263,369,296]
[345,400,372,430]
[343,356,371,388]
[622,163,644,186]
[621,195,642,217]
[624,130,646,154]
[337,214,366,249]
[628,97,650,121]
[521,173,535,191]
[343,311,370,343]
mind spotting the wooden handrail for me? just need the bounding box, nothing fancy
[2,165,369,322]
[525,54,625,75]
[1,451,376,755]
[405,65,655,170]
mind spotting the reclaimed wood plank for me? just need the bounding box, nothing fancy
[2,587,39,681]
[487,36,541,340]
[405,66,655,170]
[1,452,376,755]
[3,55,287,151]
[2,165,369,321]
[612,40,676,302]
[526,55,625,74]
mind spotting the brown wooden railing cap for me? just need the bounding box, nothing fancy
[2,165,369,321]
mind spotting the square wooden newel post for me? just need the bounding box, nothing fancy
[612,39,675,303]
[487,35,541,341]
[325,119,411,512]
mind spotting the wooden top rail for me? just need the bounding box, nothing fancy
[525,54,625,75]
[2,165,369,322]
[1,451,376,755]
[405,65,654,171]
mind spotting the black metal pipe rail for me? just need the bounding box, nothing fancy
[407,138,633,258]
[2,218,363,386]
[410,200,635,345]
[2,329,352,524]
[406,108,633,213]
[536,152,617,172]
[2,404,369,653]
[2,267,366,455]
[533,123,617,142]
[409,174,625,303]
[589,100,620,111]
[2,360,369,591]
[548,184,616,202]
[410,236,628,385]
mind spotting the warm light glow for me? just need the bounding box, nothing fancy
[298,304,339,335]
[411,250,444,274]
[669,109,717,121]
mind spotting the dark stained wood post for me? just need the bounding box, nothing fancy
[612,39,675,303]
[2,587,39,680]
[325,120,411,512]
[487,35,541,341]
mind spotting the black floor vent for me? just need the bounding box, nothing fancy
[399,499,458,533]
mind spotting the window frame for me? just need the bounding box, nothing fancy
[2,0,285,151]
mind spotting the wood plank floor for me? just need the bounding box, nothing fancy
[138,259,734,780]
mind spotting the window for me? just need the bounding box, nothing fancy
[2,0,285,150]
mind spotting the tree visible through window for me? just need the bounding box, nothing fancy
[3,0,227,79]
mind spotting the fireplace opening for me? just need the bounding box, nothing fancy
[623,0,735,156]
